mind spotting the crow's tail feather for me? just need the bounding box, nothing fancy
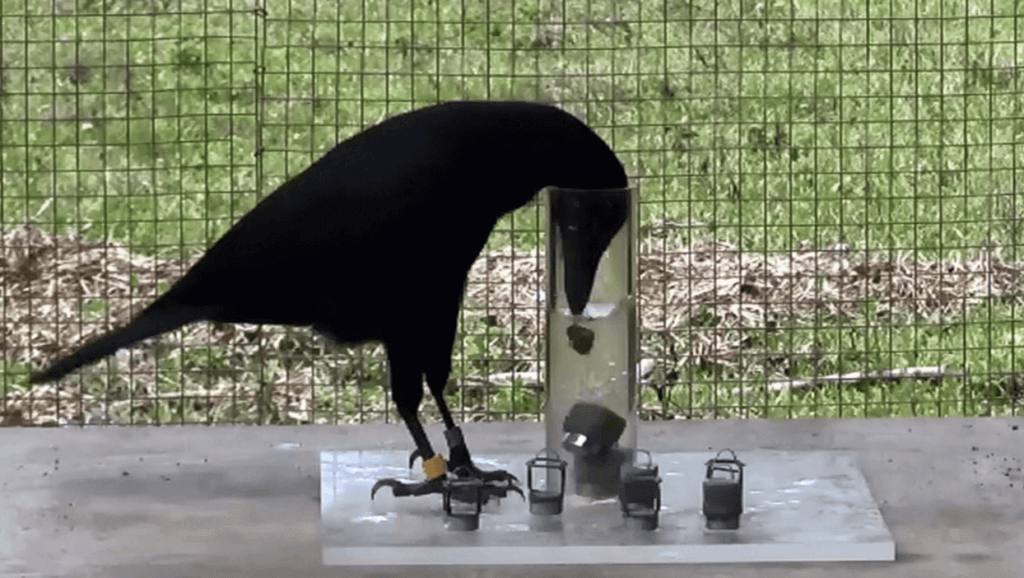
[27,302,204,384]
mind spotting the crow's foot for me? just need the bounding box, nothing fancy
[372,452,524,503]
[370,475,445,499]
[446,455,524,501]
[372,453,448,500]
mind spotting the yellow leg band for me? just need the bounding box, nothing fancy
[422,454,446,480]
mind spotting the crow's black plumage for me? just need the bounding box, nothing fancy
[28,100,628,499]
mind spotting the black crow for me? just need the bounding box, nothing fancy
[28,100,629,501]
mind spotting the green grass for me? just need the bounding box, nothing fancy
[1,0,1021,424]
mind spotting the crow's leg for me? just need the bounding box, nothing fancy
[370,348,446,499]
[424,359,522,500]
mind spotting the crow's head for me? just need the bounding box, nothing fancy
[549,187,630,317]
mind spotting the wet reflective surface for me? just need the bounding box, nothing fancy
[321,450,894,565]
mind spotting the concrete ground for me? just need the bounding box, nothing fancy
[2,416,1022,578]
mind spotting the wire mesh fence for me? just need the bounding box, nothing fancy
[1,0,1021,427]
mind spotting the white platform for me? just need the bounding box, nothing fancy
[320,450,895,565]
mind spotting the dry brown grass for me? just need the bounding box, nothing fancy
[3,221,1022,425]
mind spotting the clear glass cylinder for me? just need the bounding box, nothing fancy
[543,186,638,500]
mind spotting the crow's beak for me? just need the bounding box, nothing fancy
[550,188,629,317]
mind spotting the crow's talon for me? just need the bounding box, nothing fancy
[477,469,519,485]
[408,447,431,470]
[370,476,444,500]
[449,462,519,484]
[488,481,525,501]
[446,476,525,504]
[448,463,524,501]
